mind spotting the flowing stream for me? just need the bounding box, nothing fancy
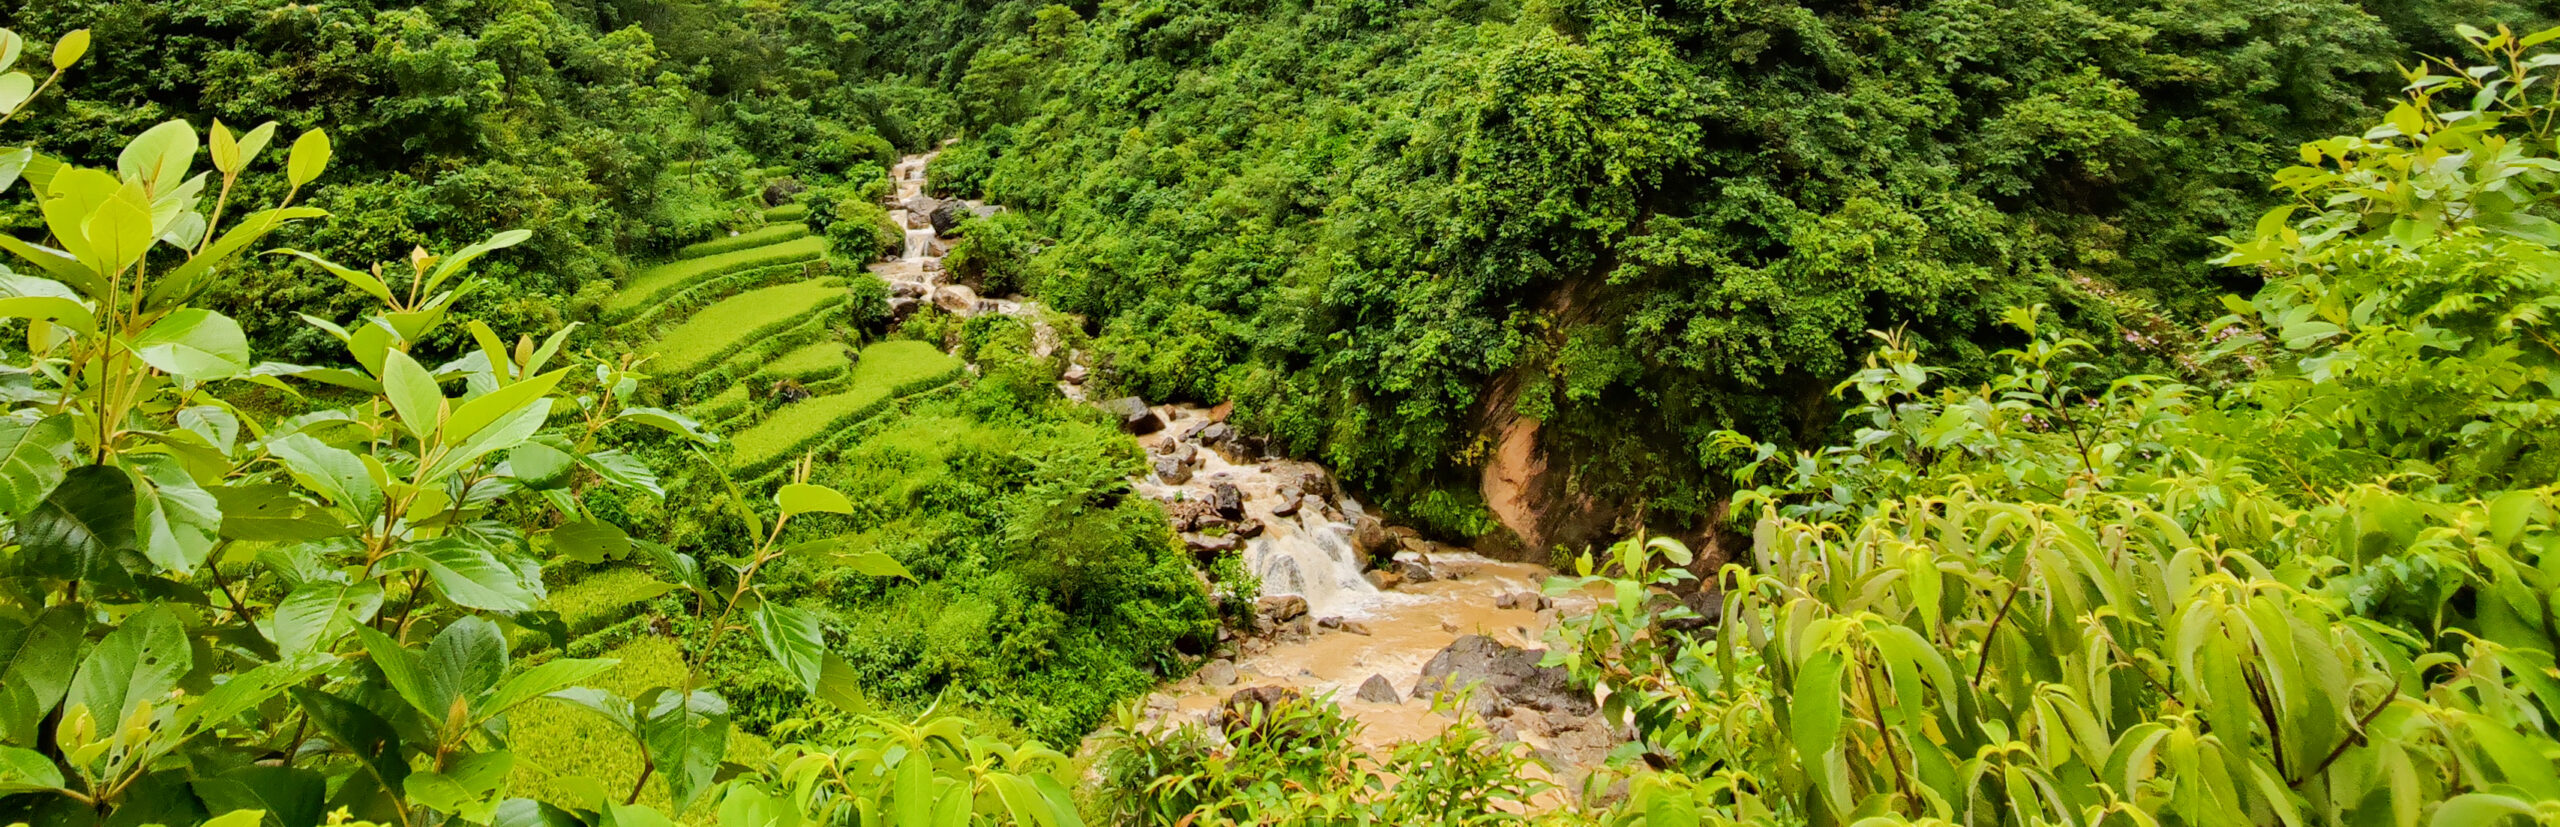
[874,152,1586,760]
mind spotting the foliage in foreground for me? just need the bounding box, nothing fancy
[0,30,1081,826]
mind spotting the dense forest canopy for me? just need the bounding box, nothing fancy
[2,0,2560,825]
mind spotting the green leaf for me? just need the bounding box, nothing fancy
[0,73,30,117]
[148,207,329,311]
[50,29,87,70]
[211,483,352,542]
[748,602,828,696]
[379,348,445,441]
[508,443,575,490]
[0,607,83,743]
[1789,649,1846,790]
[127,454,220,574]
[266,432,383,518]
[0,415,71,520]
[67,605,188,728]
[478,658,616,724]
[420,399,551,484]
[131,308,250,381]
[267,581,382,657]
[81,180,156,275]
[616,407,718,444]
[447,368,566,447]
[396,539,543,613]
[20,465,140,589]
[352,626,438,720]
[192,766,324,827]
[776,482,853,517]
[0,745,65,795]
[576,450,662,499]
[639,688,730,810]
[0,295,92,335]
[287,128,330,188]
[838,551,914,581]
[551,519,630,565]
[425,228,533,295]
[117,119,196,195]
[273,249,393,307]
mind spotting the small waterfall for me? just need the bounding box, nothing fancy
[904,227,935,265]
[1244,497,1379,618]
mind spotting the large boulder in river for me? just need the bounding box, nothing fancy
[1255,594,1308,624]
[934,284,980,315]
[930,201,973,236]
[1356,674,1400,704]
[1410,635,1595,717]
[1101,397,1164,434]
[1154,455,1193,485]
[1211,482,1246,520]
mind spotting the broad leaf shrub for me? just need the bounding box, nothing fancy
[1531,27,2560,826]
[0,31,1079,827]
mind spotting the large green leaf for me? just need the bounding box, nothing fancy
[639,688,730,810]
[478,657,616,725]
[446,368,565,447]
[130,307,250,381]
[748,602,828,697]
[148,207,327,310]
[192,766,324,827]
[266,581,382,656]
[424,617,509,718]
[576,450,662,498]
[265,432,383,519]
[551,520,630,565]
[0,414,72,520]
[20,465,140,589]
[395,539,543,612]
[66,605,188,728]
[127,454,220,574]
[0,745,65,795]
[776,483,853,517]
[420,398,550,484]
[0,607,82,745]
[211,483,352,542]
[379,348,444,441]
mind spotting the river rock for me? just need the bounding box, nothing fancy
[1398,536,1436,555]
[931,201,973,235]
[1356,674,1400,704]
[1256,594,1309,624]
[1316,616,1370,635]
[1399,559,1436,584]
[969,203,1003,219]
[1155,456,1193,485]
[1200,422,1232,448]
[1165,499,1212,531]
[1352,516,1390,559]
[1102,397,1164,434]
[1186,533,1238,555]
[1211,483,1245,520]
[1271,493,1301,517]
[1494,592,1551,611]
[934,284,980,314]
[888,279,930,297]
[1199,659,1238,688]
[886,296,922,321]
[1410,635,1596,717]
[1234,519,1265,538]
[1171,442,1198,466]
[1364,570,1403,591]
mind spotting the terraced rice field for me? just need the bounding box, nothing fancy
[647,278,849,373]
[678,222,813,259]
[757,340,853,381]
[725,341,963,470]
[609,234,827,315]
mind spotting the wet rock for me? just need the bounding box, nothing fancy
[1410,635,1596,717]
[1199,659,1238,687]
[1654,588,1726,641]
[1494,592,1551,611]
[1166,499,1213,531]
[1317,616,1370,636]
[771,379,812,404]
[1155,456,1193,485]
[931,201,973,235]
[904,194,947,216]
[1256,594,1308,624]
[1185,533,1239,555]
[1356,674,1400,704]
[762,178,805,206]
[1302,495,1332,520]
[1200,422,1232,447]
[1211,483,1245,520]
[888,279,931,298]
[886,295,922,321]
[1398,536,1436,555]
[1102,397,1164,434]
[933,284,979,314]
[927,239,949,257]
[1364,570,1404,591]
[1399,559,1436,584]
[1171,442,1199,466]
[1234,519,1265,539]
[1352,517,1390,560]
[1271,494,1301,517]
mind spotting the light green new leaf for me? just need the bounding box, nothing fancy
[50,29,87,70]
[131,307,250,380]
[0,295,92,335]
[425,228,533,295]
[287,128,330,188]
[838,551,914,581]
[273,249,393,307]
[777,482,853,516]
[380,348,445,441]
[117,119,196,195]
[146,207,329,310]
[421,399,551,483]
[446,368,565,446]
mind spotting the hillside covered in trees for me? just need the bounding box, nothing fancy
[2,0,2560,825]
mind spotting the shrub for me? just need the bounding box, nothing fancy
[676,222,814,259]
[608,235,829,315]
